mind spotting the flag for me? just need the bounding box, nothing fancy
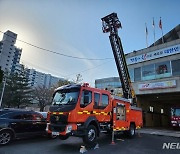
[145,23,148,35]
[145,23,148,47]
[152,18,155,28]
[119,21,122,29]
[159,17,162,29]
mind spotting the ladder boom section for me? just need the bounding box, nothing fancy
[101,13,136,100]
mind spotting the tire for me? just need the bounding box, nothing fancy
[127,124,135,138]
[0,130,13,145]
[59,134,69,140]
[83,125,97,145]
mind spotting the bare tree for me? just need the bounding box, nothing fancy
[74,74,83,84]
[33,85,54,112]
[57,80,71,87]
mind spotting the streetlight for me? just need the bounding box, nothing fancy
[0,77,6,107]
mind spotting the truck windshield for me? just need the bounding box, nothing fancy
[173,108,180,116]
[52,89,80,105]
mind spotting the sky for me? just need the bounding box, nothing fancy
[0,0,180,86]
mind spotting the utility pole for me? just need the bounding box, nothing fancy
[0,77,6,107]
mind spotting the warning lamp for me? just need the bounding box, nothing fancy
[82,83,90,87]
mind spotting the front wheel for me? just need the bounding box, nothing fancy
[0,130,13,145]
[83,125,97,145]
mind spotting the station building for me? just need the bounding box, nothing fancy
[95,24,180,128]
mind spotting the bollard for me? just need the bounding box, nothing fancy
[111,130,116,145]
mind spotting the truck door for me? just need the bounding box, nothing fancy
[113,102,128,131]
[77,90,92,122]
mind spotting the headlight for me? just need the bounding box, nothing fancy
[171,121,177,124]
[66,125,72,133]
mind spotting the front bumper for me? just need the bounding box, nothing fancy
[171,121,180,127]
[48,123,85,136]
[49,123,66,132]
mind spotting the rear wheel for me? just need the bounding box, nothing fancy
[83,125,97,145]
[127,124,135,138]
[0,130,13,145]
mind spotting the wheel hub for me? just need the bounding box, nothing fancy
[131,127,135,135]
[88,129,95,141]
[0,132,11,145]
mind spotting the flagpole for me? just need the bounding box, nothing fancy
[161,28,164,43]
[153,17,155,46]
[159,17,164,43]
[145,23,148,48]
[0,77,6,107]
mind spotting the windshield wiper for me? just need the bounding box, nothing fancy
[65,101,76,105]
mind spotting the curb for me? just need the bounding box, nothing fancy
[139,129,180,138]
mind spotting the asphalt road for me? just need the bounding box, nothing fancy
[0,134,179,154]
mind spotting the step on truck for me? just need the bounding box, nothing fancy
[47,83,143,145]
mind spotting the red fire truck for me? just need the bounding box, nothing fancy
[171,107,180,128]
[47,13,143,145]
[47,83,142,145]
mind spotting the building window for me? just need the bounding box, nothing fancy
[155,61,171,78]
[149,106,154,112]
[134,67,141,81]
[142,64,155,80]
[129,69,134,82]
[172,59,180,76]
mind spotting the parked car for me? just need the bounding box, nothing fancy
[0,108,48,145]
[38,112,57,139]
[39,112,48,119]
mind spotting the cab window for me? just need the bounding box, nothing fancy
[94,93,100,109]
[80,90,92,108]
[96,94,109,109]
[101,94,109,107]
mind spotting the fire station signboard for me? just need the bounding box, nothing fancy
[139,80,176,91]
[127,44,180,65]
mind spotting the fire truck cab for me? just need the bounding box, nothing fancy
[48,83,143,145]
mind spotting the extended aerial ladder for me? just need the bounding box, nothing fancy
[101,13,136,104]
